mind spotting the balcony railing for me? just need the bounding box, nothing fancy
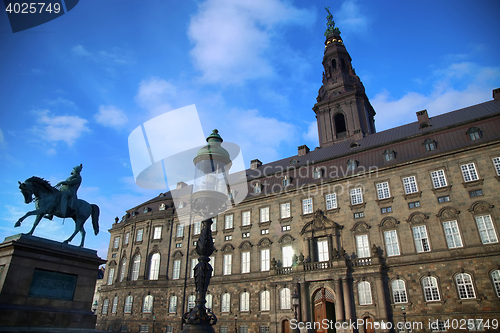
[352,257,372,266]
[276,267,293,275]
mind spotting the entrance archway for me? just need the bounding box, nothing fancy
[281,319,290,333]
[313,288,336,333]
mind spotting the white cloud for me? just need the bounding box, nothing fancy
[71,45,134,65]
[135,77,177,113]
[304,121,319,148]
[94,105,129,129]
[188,0,314,84]
[335,0,369,35]
[371,62,500,131]
[0,128,4,146]
[33,110,90,146]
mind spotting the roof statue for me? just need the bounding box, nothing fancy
[324,7,341,36]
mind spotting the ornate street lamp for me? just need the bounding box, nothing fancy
[401,306,408,333]
[181,129,232,333]
[291,289,299,332]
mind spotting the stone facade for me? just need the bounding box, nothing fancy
[96,30,500,333]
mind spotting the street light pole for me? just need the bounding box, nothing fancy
[401,306,408,333]
[234,314,238,333]
[291,289,299,333]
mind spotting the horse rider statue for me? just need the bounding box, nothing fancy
[45,164,83,220]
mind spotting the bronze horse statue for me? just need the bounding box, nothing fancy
[15,176,99,247]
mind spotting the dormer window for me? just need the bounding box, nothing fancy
[347,159,357,171]
[131,211,137,217]
[228,190,234,200]
[159,203,166,211]
[424,139,436,151]
[290,159,298,165]
[467,127,482,141]
[143,207,149,213]
[350,142,359,149]
[419,122,431,129]
[313,167,322,179]
[282,176,290,187]
[178,202,184,209]
[253,183,261,194]
[383,149,395,162]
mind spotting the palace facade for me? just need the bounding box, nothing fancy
[96,26,500,333]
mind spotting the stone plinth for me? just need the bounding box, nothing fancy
[0,234,106,331]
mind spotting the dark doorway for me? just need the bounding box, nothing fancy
[313,288,336,333]
[334,113,347,137]
[281,319,290,333]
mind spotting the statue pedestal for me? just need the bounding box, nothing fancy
[0,234,106,332]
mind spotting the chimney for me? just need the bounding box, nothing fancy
[298,145,310,156]
[416,109,429,123]
[493,88,500,101]
[176,181,187,189]
[250,159,262,169]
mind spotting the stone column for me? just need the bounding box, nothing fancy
[342,277,353,322]
[327,235,334,260]
[300,281,310,325]
[335,278,345,321]
[308,238,315,262]
[375,274,389,328]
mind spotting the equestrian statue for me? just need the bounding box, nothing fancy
[15,164,100,247]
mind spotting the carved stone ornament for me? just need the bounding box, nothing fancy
[221,244,234,253]
[278,234,295,245]
[258,237,273,248]
[238,241,253,250]
[436,207,460,220]
[301,209,343,235]
[468,201,494,214]
[379,217,399,229]
[406,212,429,224]
[350,221,371,234]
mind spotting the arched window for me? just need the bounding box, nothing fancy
[391,280,408,303]
[131,254,141,281]
[112,296,118,314]
[124,295,133,313]
[206,294,213,310]
[455,273,476,299]
[331,59,337,71]
[107,267,115,285]
[188,295,196,311]
[120,258,127,282]
[169,296,177,313]
[467,127,482,141]
[280,288,291,309]
[260,290,270,311]
[143,295,153,313]
[221,293,231,312]
[313,167,322,179]
[358,281,372,305]
[347,159,357,171]
[424,139,436,151]
[240,291,250,312]
[149,253,160,280]
[491,270,500,297]
[334,113,347,135]
[383,149,395,162]
[102,298,109,315]
[422,276,440,301]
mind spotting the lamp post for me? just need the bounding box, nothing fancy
[234,314,238,333]
[401,306,408,333]
[152,314,156,333]
[181,129,232,333]
[291,289,299,333]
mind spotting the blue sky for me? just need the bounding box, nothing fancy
[1,0,499,259]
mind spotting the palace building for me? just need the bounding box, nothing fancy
[96,22,500,333]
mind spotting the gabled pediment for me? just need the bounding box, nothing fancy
[301,209,343,235]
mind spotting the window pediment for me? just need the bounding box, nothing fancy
[406,212,429,224]
[436,207,460,220]
[351,221,371,234]
[468,201,494,214]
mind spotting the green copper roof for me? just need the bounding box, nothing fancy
[324,7,341,36]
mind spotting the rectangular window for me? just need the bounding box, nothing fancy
[220,327,229,333]
[241,252,250,273]
[376,182,391,200]
[175,243,182,248]
[317,239,329,262]
[493,157,500,176]
[211,217,217,232]
[173,260,181,280]
[169,296,177,313]
[242,211,251,226]
[443,220,463,248]
[438,195,450,203]
[475,215,498,244]
[240,326,249,333]
[260,207,270,222]
[356,234,370,258]
[225,215,233,229]
[191,258,197,278]
[430,169,447,188]
[354,212,364,219]
[223,254,232,275]
[107,268,115,285]
[469,189,483,197]
[325,193,337,210]
[260,326,270,333]
[282,245,293,267]
[254,183,261,194]
[461,163,479,182]
[384,230,400,256]
[136,229,143,242]
[413,225,431,252]
[102,299,109,315]
[176,225,184,238]
[166,326,173,333]
[281,225,290,231]
[124,232,129,245]
[225,235,232,241]
[124,296,133,314]
[194,221,201,235]
[153,226,162,239]
[302,198,313,214]
[350,187,363,205]
[403,176,418,194]
[280,203,290,218]
[242,232,250,238]
[139,325,149,332]
[261,229,269,235]
[408,201,420,209]
[113,237,120,249]
[381,207,392,214]
[209,256,215,276]
[261,249,270,271]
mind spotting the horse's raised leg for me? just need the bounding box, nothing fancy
[27,214,44,235]
[15,209,45,228]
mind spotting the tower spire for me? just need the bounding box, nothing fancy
[313,8,376,147]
